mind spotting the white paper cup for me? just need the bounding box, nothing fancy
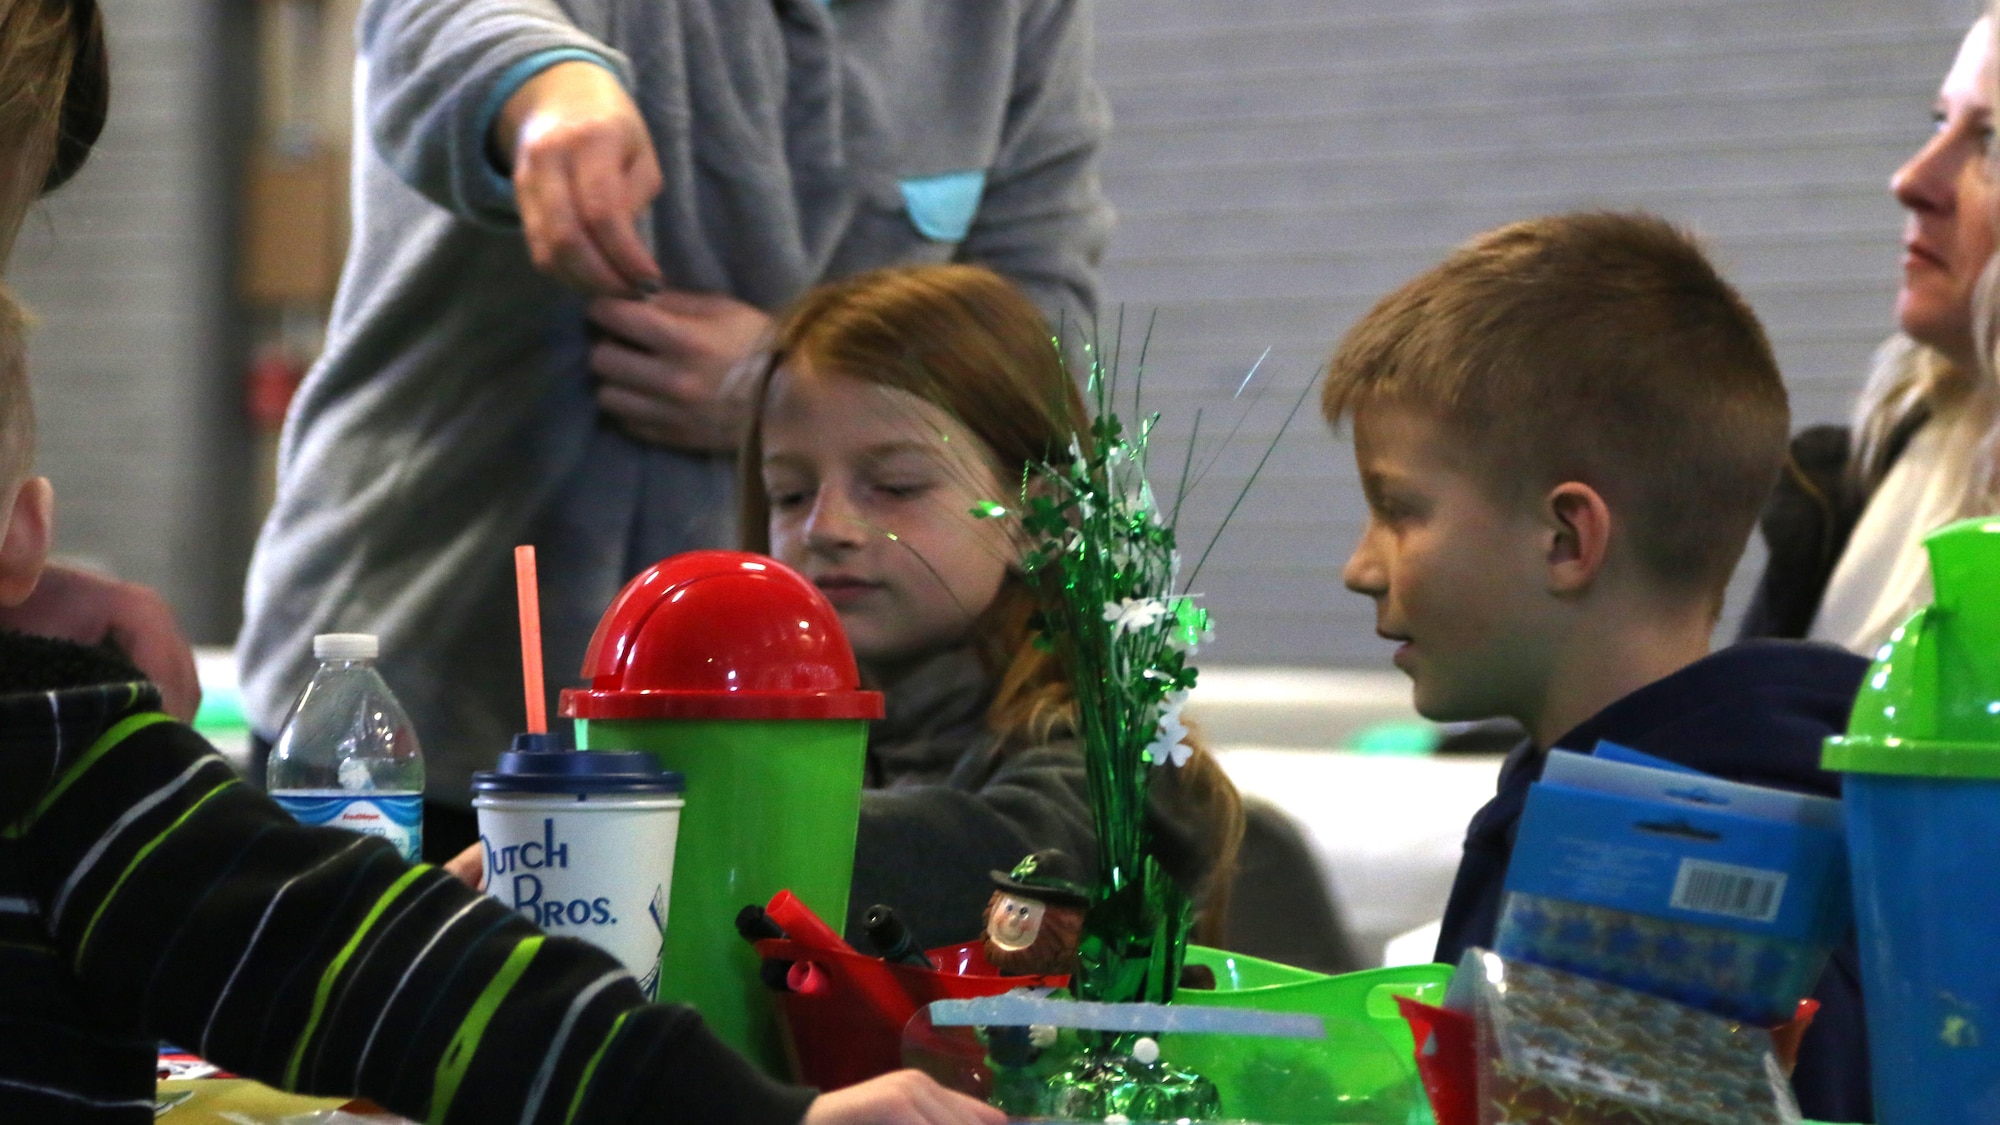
[472,744,684,992]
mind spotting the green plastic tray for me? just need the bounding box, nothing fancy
[1164,947,1453,1124]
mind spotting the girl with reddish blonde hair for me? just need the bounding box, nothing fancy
[742,263,1242,945]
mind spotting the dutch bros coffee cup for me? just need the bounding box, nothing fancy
[473,734,685,995]
[560,551,882,1078]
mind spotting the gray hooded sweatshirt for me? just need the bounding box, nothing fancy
[238,0,1111,803]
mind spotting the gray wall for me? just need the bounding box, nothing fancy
[1093,0,1978,667]
[3,0,1980,660]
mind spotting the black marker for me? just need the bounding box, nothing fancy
[736,903,788,943]
[862,904,935,969]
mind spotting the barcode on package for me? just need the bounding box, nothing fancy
[1669,859,1786,923]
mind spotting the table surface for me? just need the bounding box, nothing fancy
[157,1079,408,1123]
[153,1080,1856,1124]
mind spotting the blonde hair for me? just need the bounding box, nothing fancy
[0,0,102,260]
[1323,211,1790,609]
[0,0,106,266]
[1850,334,1998,504]
[742,264,1243,937]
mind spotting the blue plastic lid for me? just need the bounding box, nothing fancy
[473,734,683,795]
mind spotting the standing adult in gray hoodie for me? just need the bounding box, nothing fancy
[238,0,1112,850]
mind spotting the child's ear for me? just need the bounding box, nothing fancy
[0,475,52,607]
[1541,481,1610,596]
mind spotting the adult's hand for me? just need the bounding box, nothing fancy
[493,60,664,298]
[588,288,772,452]
[803,1070,1005,1125]
[0,562,200,721]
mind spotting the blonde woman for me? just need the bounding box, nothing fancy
[1746,11,2000,652]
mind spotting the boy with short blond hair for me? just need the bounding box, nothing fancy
[1325,212,1870,1121]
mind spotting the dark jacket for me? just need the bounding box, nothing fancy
[1432,641,1873,1123]
[850,646,1095,947]
[1740,412,1928,641]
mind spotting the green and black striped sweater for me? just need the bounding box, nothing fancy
[0,633,815,1124]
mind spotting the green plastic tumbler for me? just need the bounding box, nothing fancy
[560,551,881,1077]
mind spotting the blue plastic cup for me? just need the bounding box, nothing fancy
[1841,775,2000,1124]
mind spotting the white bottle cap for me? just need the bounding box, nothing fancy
[313,633,379,660]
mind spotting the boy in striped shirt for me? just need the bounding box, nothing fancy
[0,288,996,1124]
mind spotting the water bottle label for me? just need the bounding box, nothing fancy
[274,792,422,863]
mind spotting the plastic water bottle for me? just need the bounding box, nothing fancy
[267,633,424,861]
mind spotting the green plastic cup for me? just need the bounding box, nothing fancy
[562,552,881,1076]
[576,717,865,1073]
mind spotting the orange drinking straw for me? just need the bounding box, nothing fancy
[514,544,547,735]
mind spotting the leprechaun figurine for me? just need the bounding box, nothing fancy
[983,849,1091,977]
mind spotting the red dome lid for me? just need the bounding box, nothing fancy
[558,551,884,721]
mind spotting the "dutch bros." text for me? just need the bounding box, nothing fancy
[482,817,617,929]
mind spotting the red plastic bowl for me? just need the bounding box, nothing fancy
[755,936,1068,1091]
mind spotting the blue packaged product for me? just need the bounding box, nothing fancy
[1446,948,1800,1125]
[1496,748,1849,1025]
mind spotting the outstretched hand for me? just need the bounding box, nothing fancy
[0,562,200,721]
[803,1070,1005,1125]
[494,60,665,298]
